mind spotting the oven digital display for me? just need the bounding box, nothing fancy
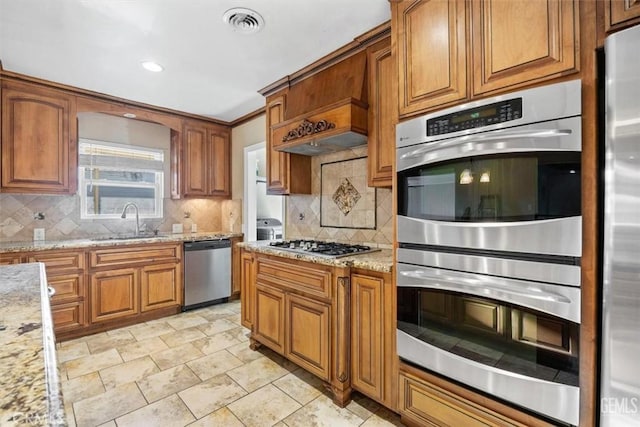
[427,98,523,136]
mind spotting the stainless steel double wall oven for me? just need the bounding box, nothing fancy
[395,80,582,426]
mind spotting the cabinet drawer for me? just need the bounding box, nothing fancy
[48,273,85,302]
[256,256,332,299]
[399,370,525,427]
[28,250,85,273]
[51,301,87,333]
[90,244,180,269]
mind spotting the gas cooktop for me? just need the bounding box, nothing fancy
[268,239,380,258]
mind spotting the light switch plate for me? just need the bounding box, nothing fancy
[33,228,45,241]
[172,223,183,233]
[191,223,198,233]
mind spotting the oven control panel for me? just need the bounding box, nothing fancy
[427,98,523,136]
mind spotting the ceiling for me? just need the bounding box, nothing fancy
[0,0,391,123]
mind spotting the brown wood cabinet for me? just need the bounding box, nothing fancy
[286,292,331,380]
[89,242,182,325]
[182,120,231,198]
[350,270,396,410]
[471,0,579,96]
[1,80,77,194]
[367,37,396,188]
[392,0,579,118]
[398,363,553,427]
[605,0,640,32]
[394,0,468,117]
[230,237,242,297]
[27,249,88,333]
[240,249,255,329]
[248,253,351,406]
[265,94,311,195]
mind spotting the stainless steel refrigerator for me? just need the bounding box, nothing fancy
[601,24,640,427]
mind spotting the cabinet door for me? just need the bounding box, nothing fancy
[351,274,384,401]
[91,268,139,323]
[266,95,290,194]
[286,293,331,381]
[367,38,395,188]
[394,0,468,117]
[183,123,208,197]
[254,283,285,353]
[240,250,255,328]
[51,301,87,333]
[606,0,640,30]
[231,239,241,297]
[208,130,231,197]
[471,0,578,96]
[141,262,182,312]
[1,81,77,194]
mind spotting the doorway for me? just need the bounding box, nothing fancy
[243,142,285,241]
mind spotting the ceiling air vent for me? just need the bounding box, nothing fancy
[223,8,264,34]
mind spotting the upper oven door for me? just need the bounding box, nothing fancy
[396,117,582,257]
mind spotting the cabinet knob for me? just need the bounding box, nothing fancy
[47,286,56,298]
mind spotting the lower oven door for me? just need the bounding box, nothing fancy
[397,262,580,425]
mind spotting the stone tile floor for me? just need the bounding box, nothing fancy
[57,300,405,427]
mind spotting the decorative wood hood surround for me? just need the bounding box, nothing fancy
[271,97,368,156]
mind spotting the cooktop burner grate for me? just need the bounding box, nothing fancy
[268,239,380,258]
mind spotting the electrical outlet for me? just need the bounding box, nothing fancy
[172,223,183,234]
[191,223,198,233]
[33,228,45,241]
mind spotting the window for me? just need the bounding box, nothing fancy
[78,139,164,219]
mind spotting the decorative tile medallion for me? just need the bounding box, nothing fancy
[320,156,375,229]
[332,178,361,216]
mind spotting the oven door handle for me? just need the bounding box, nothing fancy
[399,128,573,161]
[398,267,580,323]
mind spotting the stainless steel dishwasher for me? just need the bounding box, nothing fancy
[183,239,231,311]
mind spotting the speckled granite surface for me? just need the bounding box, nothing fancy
[0,263,66,426]
[0,232,243,254]
[238,241,393,273]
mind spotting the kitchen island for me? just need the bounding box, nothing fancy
[0,263,66,426]
[238,240,396,410]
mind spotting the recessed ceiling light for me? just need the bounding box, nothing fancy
[141,61,163,72]
[223,8,264,34]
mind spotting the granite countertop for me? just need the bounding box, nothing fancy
[0,263,65,426]
[238,241,393,273]
[0,231,243,254]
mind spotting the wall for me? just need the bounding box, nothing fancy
[286,146,393,248]
[0,113,226,242]
[230,114,267,236]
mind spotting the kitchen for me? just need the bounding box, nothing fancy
[0,1,638,426]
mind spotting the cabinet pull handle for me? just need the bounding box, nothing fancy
[47,286,56,298]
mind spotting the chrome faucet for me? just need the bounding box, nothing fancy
[120,202,141,236]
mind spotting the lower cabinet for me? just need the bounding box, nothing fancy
[350,270,396,410]
[240,249,255,329]
[286,293,330,381]
[89,243,182,327]
[254,283,286,353]
[249,253,351,406]
[398,363,552,427]
[91,268,139,323]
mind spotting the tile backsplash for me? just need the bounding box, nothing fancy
[0,194,242,242]
[285,146,393,248]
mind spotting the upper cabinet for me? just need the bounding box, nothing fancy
[605,0,640,32]
[367,37,396,187]
[471,0,578,96]
[394,0,468,117]
[1,80,77,194]
[393,0,579,119]
[265,93,311,195]
[181,120,231,198]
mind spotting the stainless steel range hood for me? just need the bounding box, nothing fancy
[271,98,368,156]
